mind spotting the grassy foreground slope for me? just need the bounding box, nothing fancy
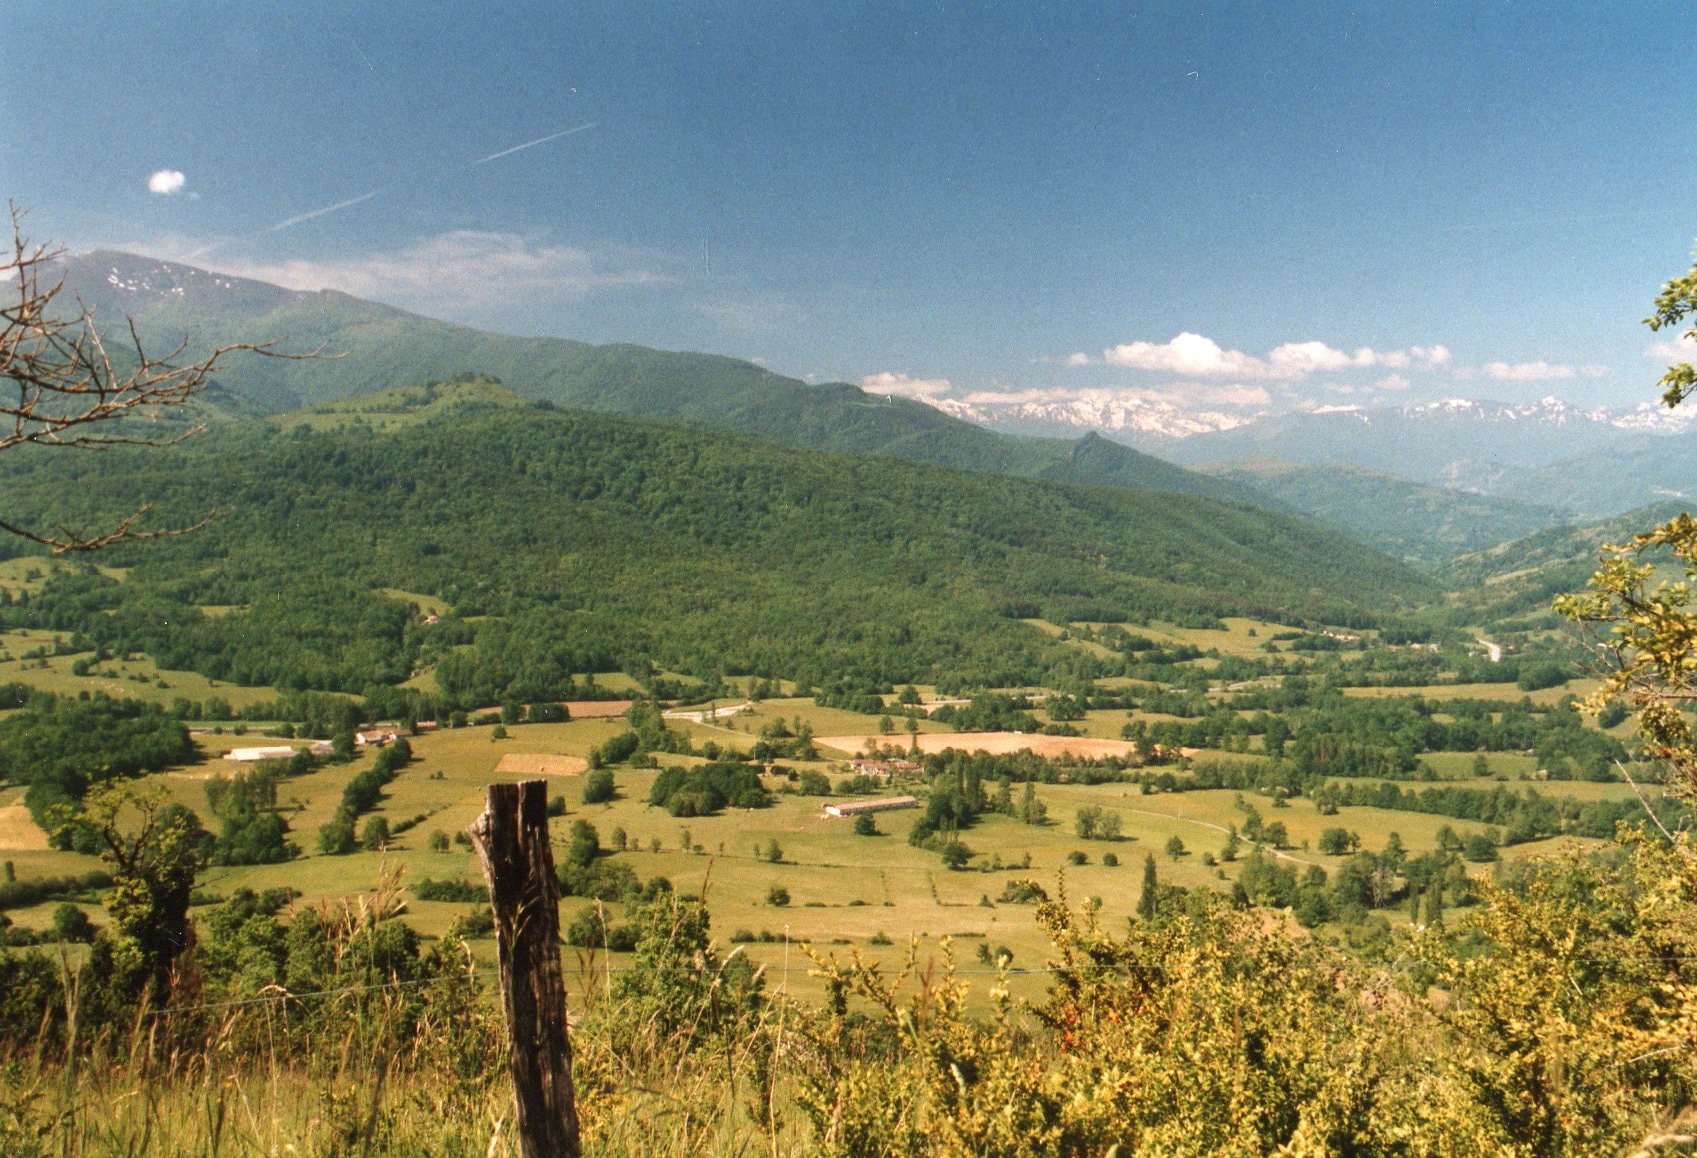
[0,399,1433,696]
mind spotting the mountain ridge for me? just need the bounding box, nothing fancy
[58,250,1272,511]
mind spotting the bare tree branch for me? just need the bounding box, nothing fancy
[1,204,327,551]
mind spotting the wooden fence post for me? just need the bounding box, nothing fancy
[469,779,581,1158]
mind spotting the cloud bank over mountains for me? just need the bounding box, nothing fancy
[1081,333,1452,380]
[863,327,1619,436]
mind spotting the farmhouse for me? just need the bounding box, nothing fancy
[824,795,919,818]
[355,725,409,746]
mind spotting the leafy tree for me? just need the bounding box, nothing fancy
[564,819,600,871]
[582,768,616,804]
[649,761,770,816]
[1137,853,1159,919]
[317,810,357,855]
[1559,246,1697,795]
[360,815,391,851]
[852,813,878,836]
[1317,827,1359,856]
[51,902,94,943]
[766,884,790,907]
[70,783,209,1002]
[1463,832,1499,863]
[1164,835,1186,859]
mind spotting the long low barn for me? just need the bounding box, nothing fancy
[824,795,919,818]
[225,741,334,762]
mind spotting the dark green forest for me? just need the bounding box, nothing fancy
[0,399,1432,702]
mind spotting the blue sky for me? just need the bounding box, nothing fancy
[4,2,1695,417]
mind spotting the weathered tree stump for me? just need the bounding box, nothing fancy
[469,779,581,1157]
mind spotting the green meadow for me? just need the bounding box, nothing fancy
[5,697,1649,1008]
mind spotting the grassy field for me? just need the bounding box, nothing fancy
[377,586,450,616]
[1,702,1569,1006]
[1343,678,1601,704]
[0,629,286,711]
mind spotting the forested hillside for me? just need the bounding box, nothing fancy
[1438,499,1690,624]
[0,398,1431,702]
[1200,457,1569,565]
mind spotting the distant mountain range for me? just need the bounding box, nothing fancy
[57,251,1271,511]
[59,250,1693,565]
[1163,397,1695,518]
[942,391,1696,447]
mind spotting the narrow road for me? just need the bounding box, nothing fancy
[1118,805,1322,868]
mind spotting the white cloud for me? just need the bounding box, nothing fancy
[207,230,670,313]
[1267,340,1380,375]
[1103,332,1272,377]
[862,371,951,400]
[1649,335,1697,361]
[1373,374,1413,392]
[960,381,1270,409]
[147,170,186,195]
[1097,332,1451,381]
[1481,360,1576,382]
[1064,351,1093,366]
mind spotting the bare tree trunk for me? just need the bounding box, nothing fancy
[469,780,581,1157]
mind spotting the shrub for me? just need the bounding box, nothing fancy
[582,769,616,805]
[51,903,94,943]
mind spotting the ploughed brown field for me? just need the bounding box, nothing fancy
[815,731,1145,760]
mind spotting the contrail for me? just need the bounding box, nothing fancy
[472,122,596,165]
[192,122,592,251]
[264,189,382,233]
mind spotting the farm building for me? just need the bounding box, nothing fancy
[225,746,296,763]
[824,795,919,818]
[662,701,752,724]
[355,725,409,746]
[225,740,333,762]
[848,758,922,778]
